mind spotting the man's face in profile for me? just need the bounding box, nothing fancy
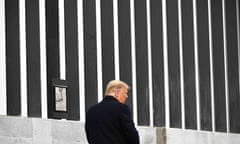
[117,87,128,104]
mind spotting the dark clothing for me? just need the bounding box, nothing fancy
[85,96,139,144]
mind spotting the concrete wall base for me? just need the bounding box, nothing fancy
[0,116,240,144]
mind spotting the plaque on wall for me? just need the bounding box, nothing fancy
[55,86,67,111]
[52,79,68,119]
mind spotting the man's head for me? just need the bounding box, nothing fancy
[105,80,129,104]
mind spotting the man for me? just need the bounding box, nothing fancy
[85,80,139,144]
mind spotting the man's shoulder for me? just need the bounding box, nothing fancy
[108,100,129,109]
[113,103,130,115]
[86,98,129,114]
[87,103,101,110]
[119,103,129,109]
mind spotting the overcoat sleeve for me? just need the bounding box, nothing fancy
[120,105,140,144]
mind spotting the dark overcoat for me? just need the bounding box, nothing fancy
[85,96,139,144]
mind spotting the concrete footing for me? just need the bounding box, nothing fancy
[0,116,240,144]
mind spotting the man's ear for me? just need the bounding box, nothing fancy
[114,89,120,97]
